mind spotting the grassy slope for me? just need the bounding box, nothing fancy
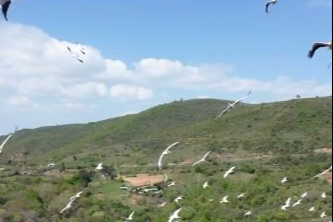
[0,97,331,165]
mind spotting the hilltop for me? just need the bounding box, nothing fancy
[0,97,332,167]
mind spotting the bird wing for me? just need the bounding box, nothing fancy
[218,91,252,118]
[192,151,212,166]
[234,91,252,105]
[1,0,11,21]
[192,160,202,166]
[0,134,13,151]
[266,1,273,13]
[158,142,181,170]
[217,106,231,118]
[203,151,212,159]
[224,171,230,178]
[308,43,328,58]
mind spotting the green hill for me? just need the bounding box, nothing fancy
[1,97,331,166]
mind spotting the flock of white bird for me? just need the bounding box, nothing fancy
[155,140,332,221]
[0,0,332,221]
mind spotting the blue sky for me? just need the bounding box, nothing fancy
[0,0,332,135]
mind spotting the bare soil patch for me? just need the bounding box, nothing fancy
[123,174,166,187]
[314,148,332,154]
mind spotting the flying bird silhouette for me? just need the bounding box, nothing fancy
[60,191,84,214]
[266,0,278,13]
[292,199,302,208]
[217,91,252,119]
[158,202,168,208]
[158,142,181,170]
[314,166,332,179]
[308,40,332,59]
[309,206,316,212]
[224,166,237,178]
[168,181,176,187]
[220,196,229,204]
[168,208,182,222]
[281,198,292,211]
[0,134,13,155]
[192,151,212,166]
[125,211,135,221]
[96,163,103,171]
[237,193,246,199]
[281,177,288,184]
[174,196,184,205]
[320,212,327,218]
[72,54,84,63]
[321,192,327,199]
[60,198,77,214]
[77,42,86,55]
[203,182,209,189]
[1,0,12,21]
[301,192,309,199]
[70,191,84,201]
[244,211,253,217]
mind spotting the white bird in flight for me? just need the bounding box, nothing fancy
[314,166,332,179]
[174,196,184,205]
[0,134,13,154]
[281,177,288,184]
[320,212,327,218]
[224,166,237,178]
[47,163,56,168]
[96,163,104,171]
[265,0,278,14]
[309,206,316,212]
[70,191,84,201]
[60,198,77,214]
[158,142,181,170]
[168,208,182,222]
[1,0,14,21]
[76,42,86,55]
[244,211,253,217]
[281,198,292,211]
[125,211,135,221]
[192,151,212,166]
[292,199,302,208]
[308,40,332,59]
[168,181,176,187]
[163,173,169,182]
[220,196,229,204]
[321,192,327,199]
[158,202,168,208]
[71,54,84,64]
[237,193,246,199]
[301,192,309,199]
[216,91,252,119]
[60,191,84,214]
[203,182,209,189]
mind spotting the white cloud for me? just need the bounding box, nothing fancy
[103,59,134,80]
[110,85,154,101]
[0,22,331,111]
[63,82,109,98]
[7,96,40,108]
